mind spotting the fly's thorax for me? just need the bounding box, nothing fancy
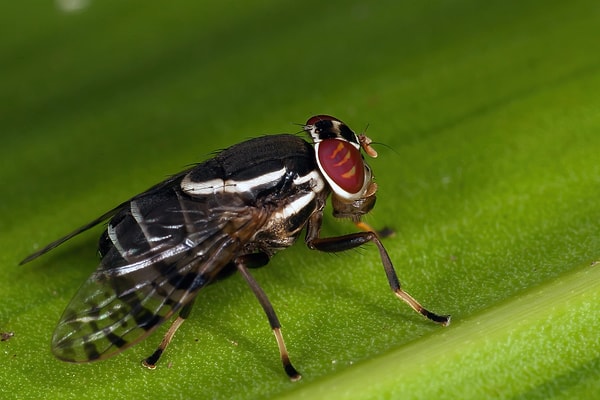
[252,170,328,252]
[178,134,329,253]
[179,134,322,204]
[303,115,378,221]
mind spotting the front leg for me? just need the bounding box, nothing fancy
[305,212,450,325]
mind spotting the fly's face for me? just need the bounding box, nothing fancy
[304,115,378,221]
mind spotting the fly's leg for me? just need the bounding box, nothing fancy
[306,213,450,325]
[236,252,302,382]
[354,221,395,239]
[142,299,196,369]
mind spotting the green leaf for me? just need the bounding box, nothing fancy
[1,0,599,399]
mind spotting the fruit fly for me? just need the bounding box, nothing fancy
[20,115,450,381]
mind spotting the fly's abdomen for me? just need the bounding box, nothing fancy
[53,186,247,362]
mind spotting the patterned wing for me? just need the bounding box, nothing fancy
[51,187,262,362]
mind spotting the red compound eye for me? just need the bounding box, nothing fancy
[317,139,365,194]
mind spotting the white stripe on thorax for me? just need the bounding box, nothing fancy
[181,167,287,196]
[273,190,315,221]
[293,169,325,193]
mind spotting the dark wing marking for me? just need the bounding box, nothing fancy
[51,188,264,362]
[51,231,240,362]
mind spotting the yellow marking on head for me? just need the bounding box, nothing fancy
[341,166,356,179]
[333,151,351,167]
[329,142,345,159]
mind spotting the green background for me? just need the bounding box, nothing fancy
[1,0,599,399]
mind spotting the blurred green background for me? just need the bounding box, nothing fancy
[1,0,599,399]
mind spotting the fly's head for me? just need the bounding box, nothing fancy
[304,115,378,222]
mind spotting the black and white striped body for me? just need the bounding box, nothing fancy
[52,134,328,362]
[21,116,449,380]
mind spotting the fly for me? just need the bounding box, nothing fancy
[20,115,450,381]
